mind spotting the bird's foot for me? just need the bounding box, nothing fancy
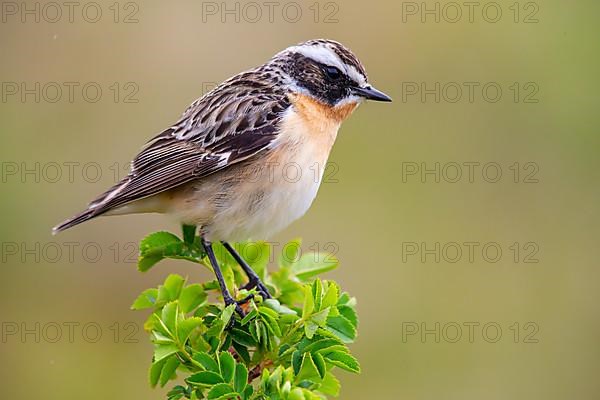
[242,278,272,300]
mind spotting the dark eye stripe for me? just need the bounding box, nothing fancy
[324,66,342,80]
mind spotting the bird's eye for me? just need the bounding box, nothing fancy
[324,66,342,80]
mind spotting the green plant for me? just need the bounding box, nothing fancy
[132,231,360,399]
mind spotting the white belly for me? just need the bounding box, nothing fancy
[207,144,329,241]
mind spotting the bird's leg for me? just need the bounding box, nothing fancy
[200,237,245,320]
[222,241,272,300]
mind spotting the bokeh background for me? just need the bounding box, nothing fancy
[1,0,599,398]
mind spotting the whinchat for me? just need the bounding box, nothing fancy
[53,39,391,312]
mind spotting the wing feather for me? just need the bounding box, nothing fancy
[53,70,291,233]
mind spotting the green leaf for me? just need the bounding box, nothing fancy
[221,304,236,328]
[326,315,357,343]
[219,352,235,383]
[207,383,237,400]
[310,307,330,328]
[233,363,248,393]
[303,338,342,354]
[193,352,219,372]
[187,371,224,386]
[164,274,186,300]
[153,343,179,362]
[131,288,159,310]
[229,328,257,347]
[161,302,179,337]
[321,282,339,309]
[292,253,338,281]
[323,350,361,373]
[138,232,183,272]
[305,320,319,339]
[338,305,358,329]
[177,317,203,344]
[159,356,180,387]
[296,352,322,383]
[302,286,314,318]
[182,224,196,244]
[149,357,167,388]
[312,352,327,379]
[318,372,341,396]
[179,284,207,313]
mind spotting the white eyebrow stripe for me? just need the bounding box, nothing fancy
[286,44,367,87]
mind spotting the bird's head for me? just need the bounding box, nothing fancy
[272,39,392,108]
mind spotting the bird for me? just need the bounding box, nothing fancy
[53,39,392,314]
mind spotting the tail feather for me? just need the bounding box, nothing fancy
[52,176,132,235]
[52,208,105,235]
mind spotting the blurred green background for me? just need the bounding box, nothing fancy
[1,0,599,398]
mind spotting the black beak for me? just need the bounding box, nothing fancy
[352,85,392,102]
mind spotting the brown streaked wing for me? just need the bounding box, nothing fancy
[86,76,290,213]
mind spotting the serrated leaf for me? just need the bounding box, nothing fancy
[166,385,187,400]
[305,320,319,339]
[318,372,341,396]
[303,338,341,354]
[138,232,183,272]
[131,288,159,310]
[161,302,178,337]
[221,304,236,328]
[326,315,357,343]
[159,356,180,387]
[232,341,251,364]
[296,352,322,383]
[338,305,358,329]
[263,298,297,315]
[302,286,314,318]
[233,363,248,393]
[241,309,258,326]
[207,383,237,400]
[229,328,257,347]
[153,343,179,362]
[187,371,224,386]
[177,317,203,344]
[219,352,235,383]
[179,284,207,313]
[149,357,167,387]
[321,282,339,309]
[292,350,302,375]
[323,350,361,373]
[312,352,327,379]
[193,352,219,372]
[312,279,323,311]
[164,274,186,300]
[310,307,330,328]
